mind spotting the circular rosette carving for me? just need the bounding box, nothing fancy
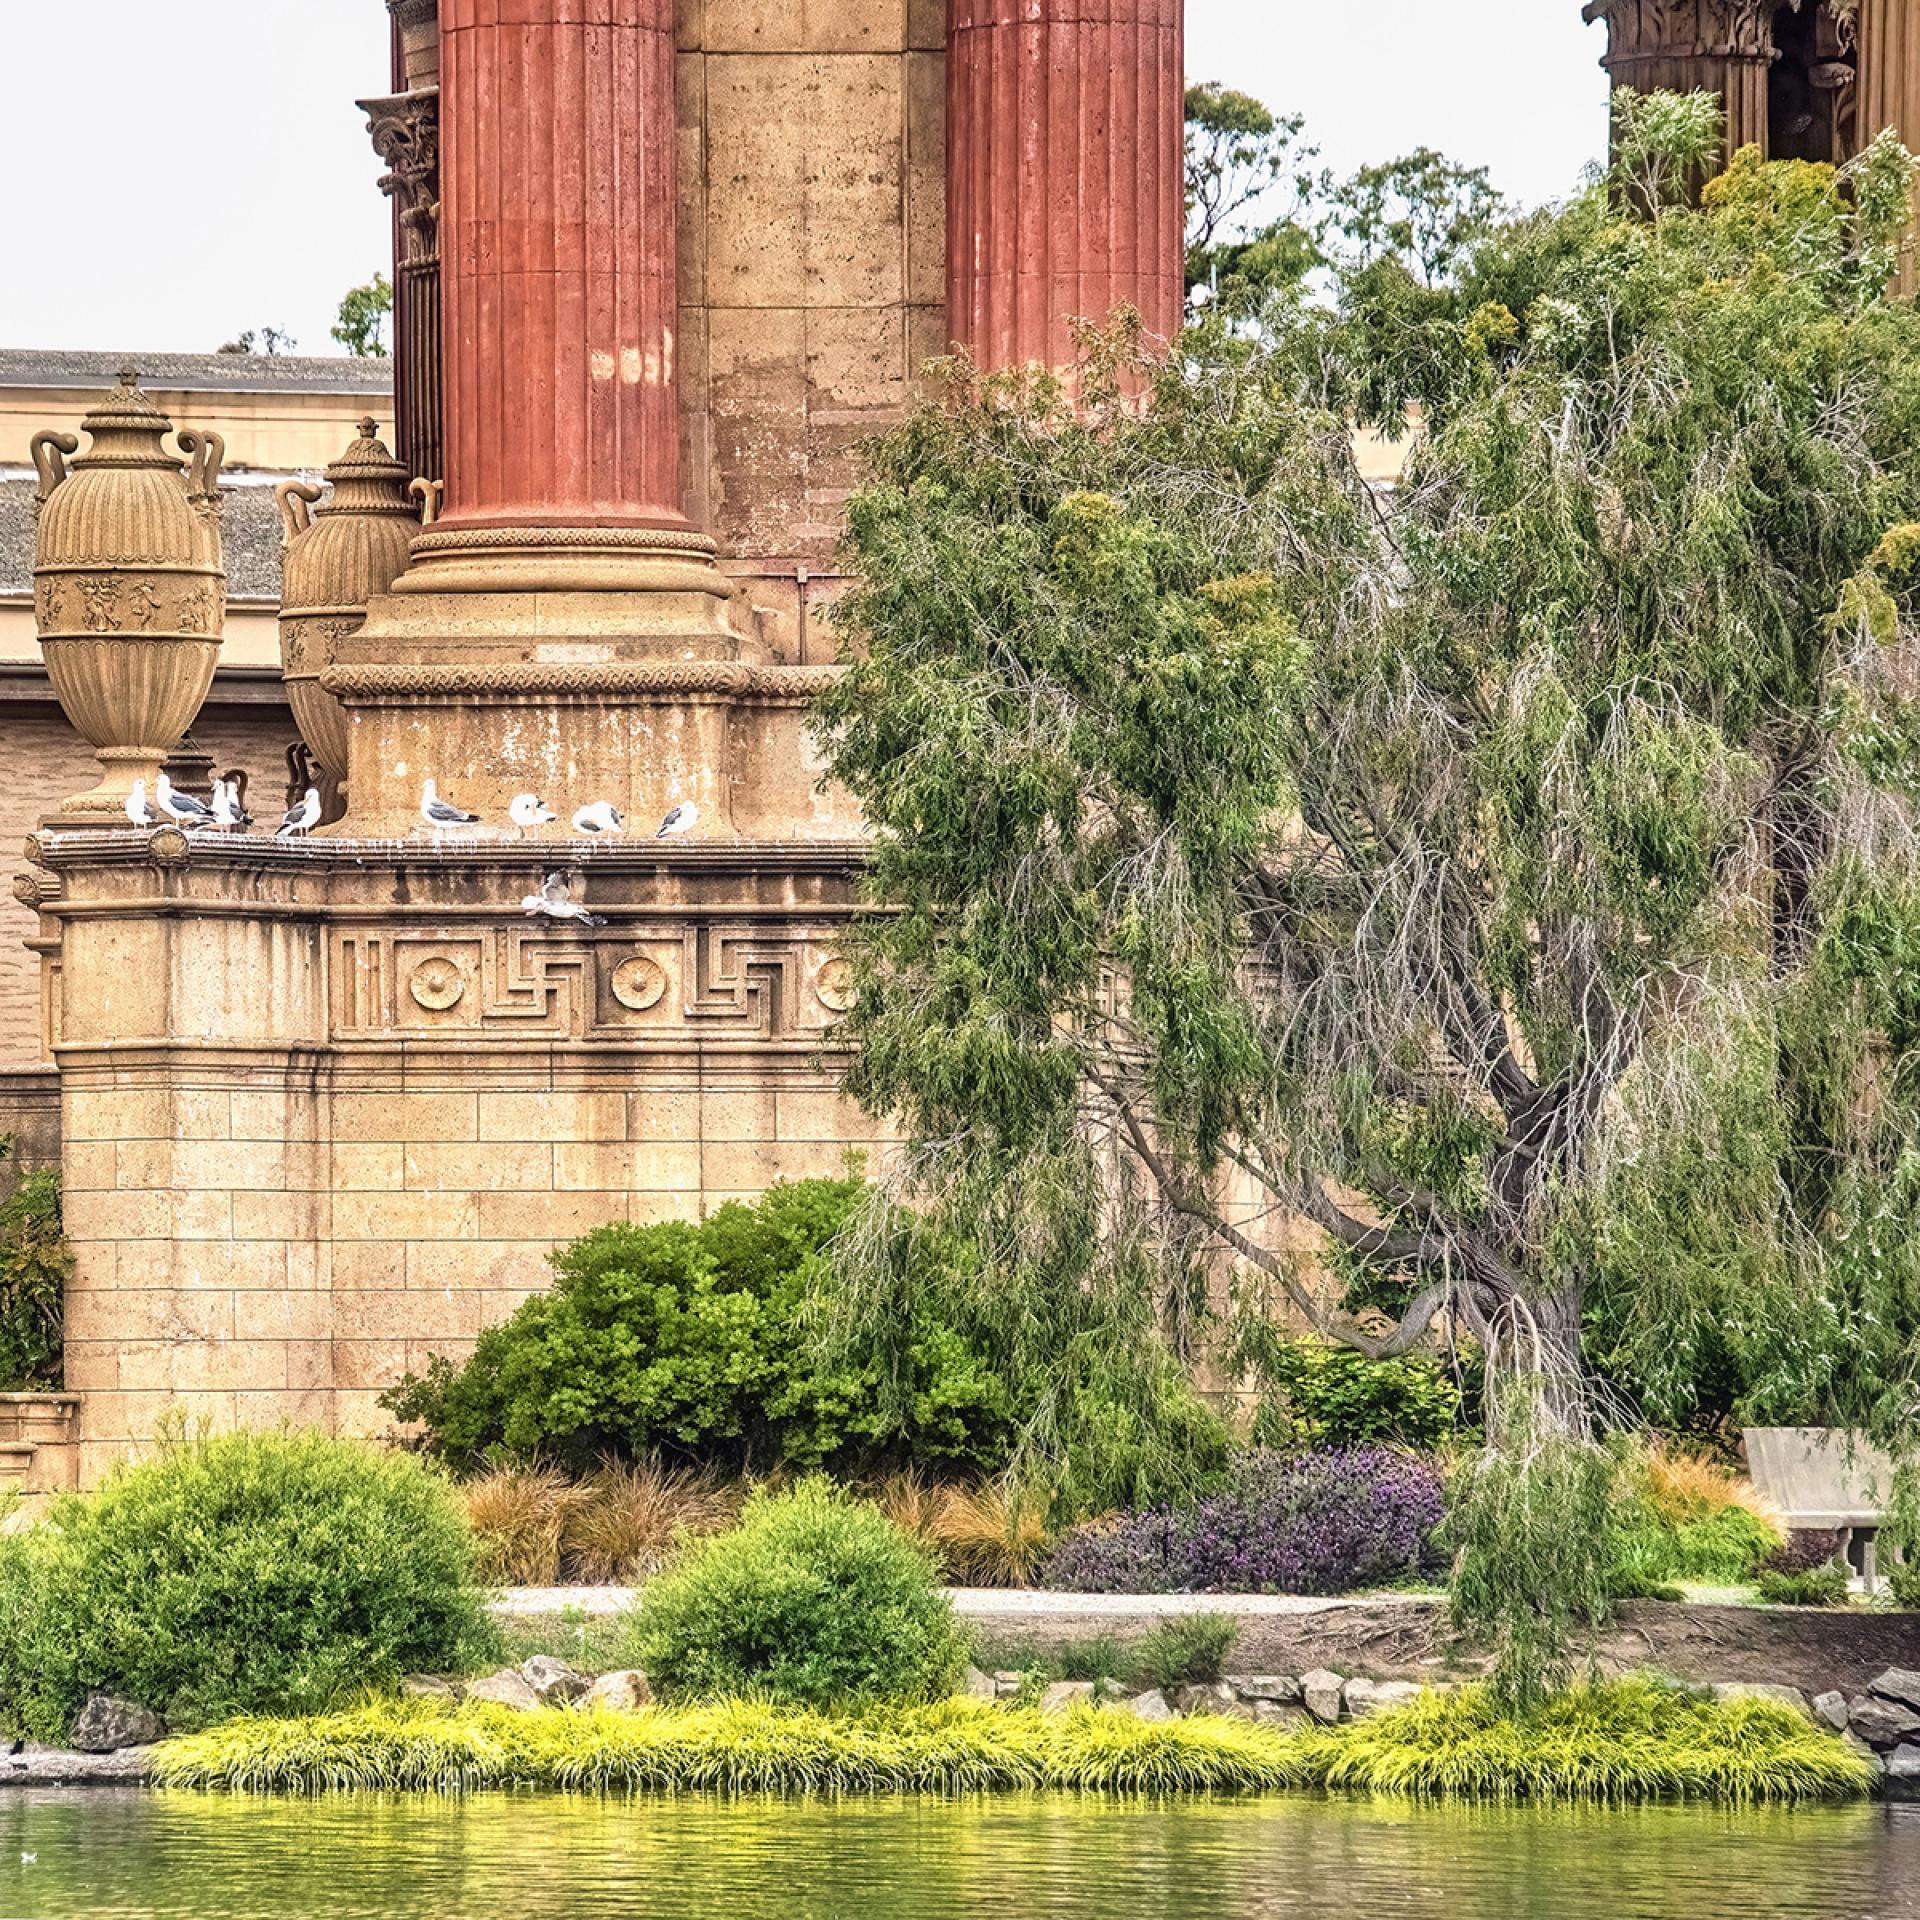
[11,871,45,908]
[610,954,668,1012]
[814,956,857,1014]
[408,956,466,1011]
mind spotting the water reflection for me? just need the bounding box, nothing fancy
[0,1788,1914,1920]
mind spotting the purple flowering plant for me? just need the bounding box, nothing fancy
[1042,1445,1447,1595]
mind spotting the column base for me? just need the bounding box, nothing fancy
[324,524,848,839]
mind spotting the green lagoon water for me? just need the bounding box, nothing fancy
[0,1788,1914,1920]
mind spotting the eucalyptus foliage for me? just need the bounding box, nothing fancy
[820,94,1920,1696]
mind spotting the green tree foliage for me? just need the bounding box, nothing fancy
[1184,81,1325,302]
[386,1180,1225,1507]
[0,1138,67,1389]
[819,92,1920,1701]
[1329,147,1503,287]
[627,1478,969,1708]
[0,1428,496,1739]
[331,272,393,358]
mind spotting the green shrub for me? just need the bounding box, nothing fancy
[383,1180,1016,1478]
[0,1140,68,1390]
[0,1428,498,1740]
[1886,1558,1920,1609]
[1755,1562,1850,1607]
[626,1478,968,1709]
[1249,1339,1462,1451]
[1609,1447,1784,1588]
[1135,1613,1240,1691]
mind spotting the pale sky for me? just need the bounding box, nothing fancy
[5,1,1609,357]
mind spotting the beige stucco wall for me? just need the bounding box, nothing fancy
[0,380,392,479]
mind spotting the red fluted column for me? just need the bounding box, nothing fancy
[946,0,1185,372]
[438,0,684,531]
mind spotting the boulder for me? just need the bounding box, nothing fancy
[1038,1681,1095,1715]
[1846,1694,1920,1751]
[961,1666,998,1702]
[992,1671,1025,1698]
[1710,1683,1808,1716]
[519,1656,590,1705]
[1886,1744,1920,1783]
[1845,1731,1886,1776]
[1171,1682,1243,1717]
[1812,1691,1850,1733]
[580,1669,652,1712]
[1344,1679,1423,1719]
[69,1694,162,1754]
[401,1675,460,1703]
[1868,1669,1920,1715]
[1126,1690,1175,1722]
[1249,1700,1308,1728]
[1228,1674,1301,1704]
[1301,1669,1347,1724]
[465,1669,542,1712]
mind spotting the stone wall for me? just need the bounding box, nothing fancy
[35,833,887,1484]
[0,695,299,1072]
[678,0,945,664]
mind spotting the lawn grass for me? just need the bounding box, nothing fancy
[151,1678,1870,1805]
[491,1608,632,1675]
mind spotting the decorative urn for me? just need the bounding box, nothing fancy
[30,367,225,821]
[277,418,419,788]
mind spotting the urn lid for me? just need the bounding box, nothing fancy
[72,366,181,471]
[316,419,416,516]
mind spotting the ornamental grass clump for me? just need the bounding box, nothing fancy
[625,1477,968,1709]
[1294,1677,1872,1805]
[0,1427,497,1740]
[153,1696,1310,1797]
[1043,1447,1445,1595]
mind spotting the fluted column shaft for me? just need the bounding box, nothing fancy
[1859,0,1920,289]
[1585,1,1774,156]
[945,0,1185,373]
[438,0,684,531]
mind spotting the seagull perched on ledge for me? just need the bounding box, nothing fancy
[572,801,624,835]
[125,779,157,827]
[154,773,213,828]
[211,778,251,831]
[509,792,557,831]
[277,787,321,838]
[421,778,481,830]
[522,871,605,929]
[656,801,699,839]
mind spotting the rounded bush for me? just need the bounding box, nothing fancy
[627,1478,968,1708]
[0,1428,498,1739]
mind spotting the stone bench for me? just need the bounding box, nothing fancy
[1744,1427,1902,1586]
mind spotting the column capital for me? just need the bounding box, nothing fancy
[1581,0,1776,64]
[360,89,440,271]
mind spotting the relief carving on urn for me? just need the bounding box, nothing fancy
[277,419,420,806]
[30,368,225,822]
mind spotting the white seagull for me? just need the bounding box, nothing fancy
[277,787,321,838]
[125,779,157,827]
[655,801,699,839]
[421,778,481,830]
[509,792,557,831]
[211,778,248,831]
[154,773,214,828]
[521,871,606,929]
[572,801,624,835]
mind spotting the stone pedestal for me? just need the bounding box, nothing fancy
[25,827,882,1482]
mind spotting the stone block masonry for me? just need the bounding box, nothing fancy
[31,829,888,1485]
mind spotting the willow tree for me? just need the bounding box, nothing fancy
[817,96,1920,1695]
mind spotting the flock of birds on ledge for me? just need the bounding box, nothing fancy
[117,776,700,930]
